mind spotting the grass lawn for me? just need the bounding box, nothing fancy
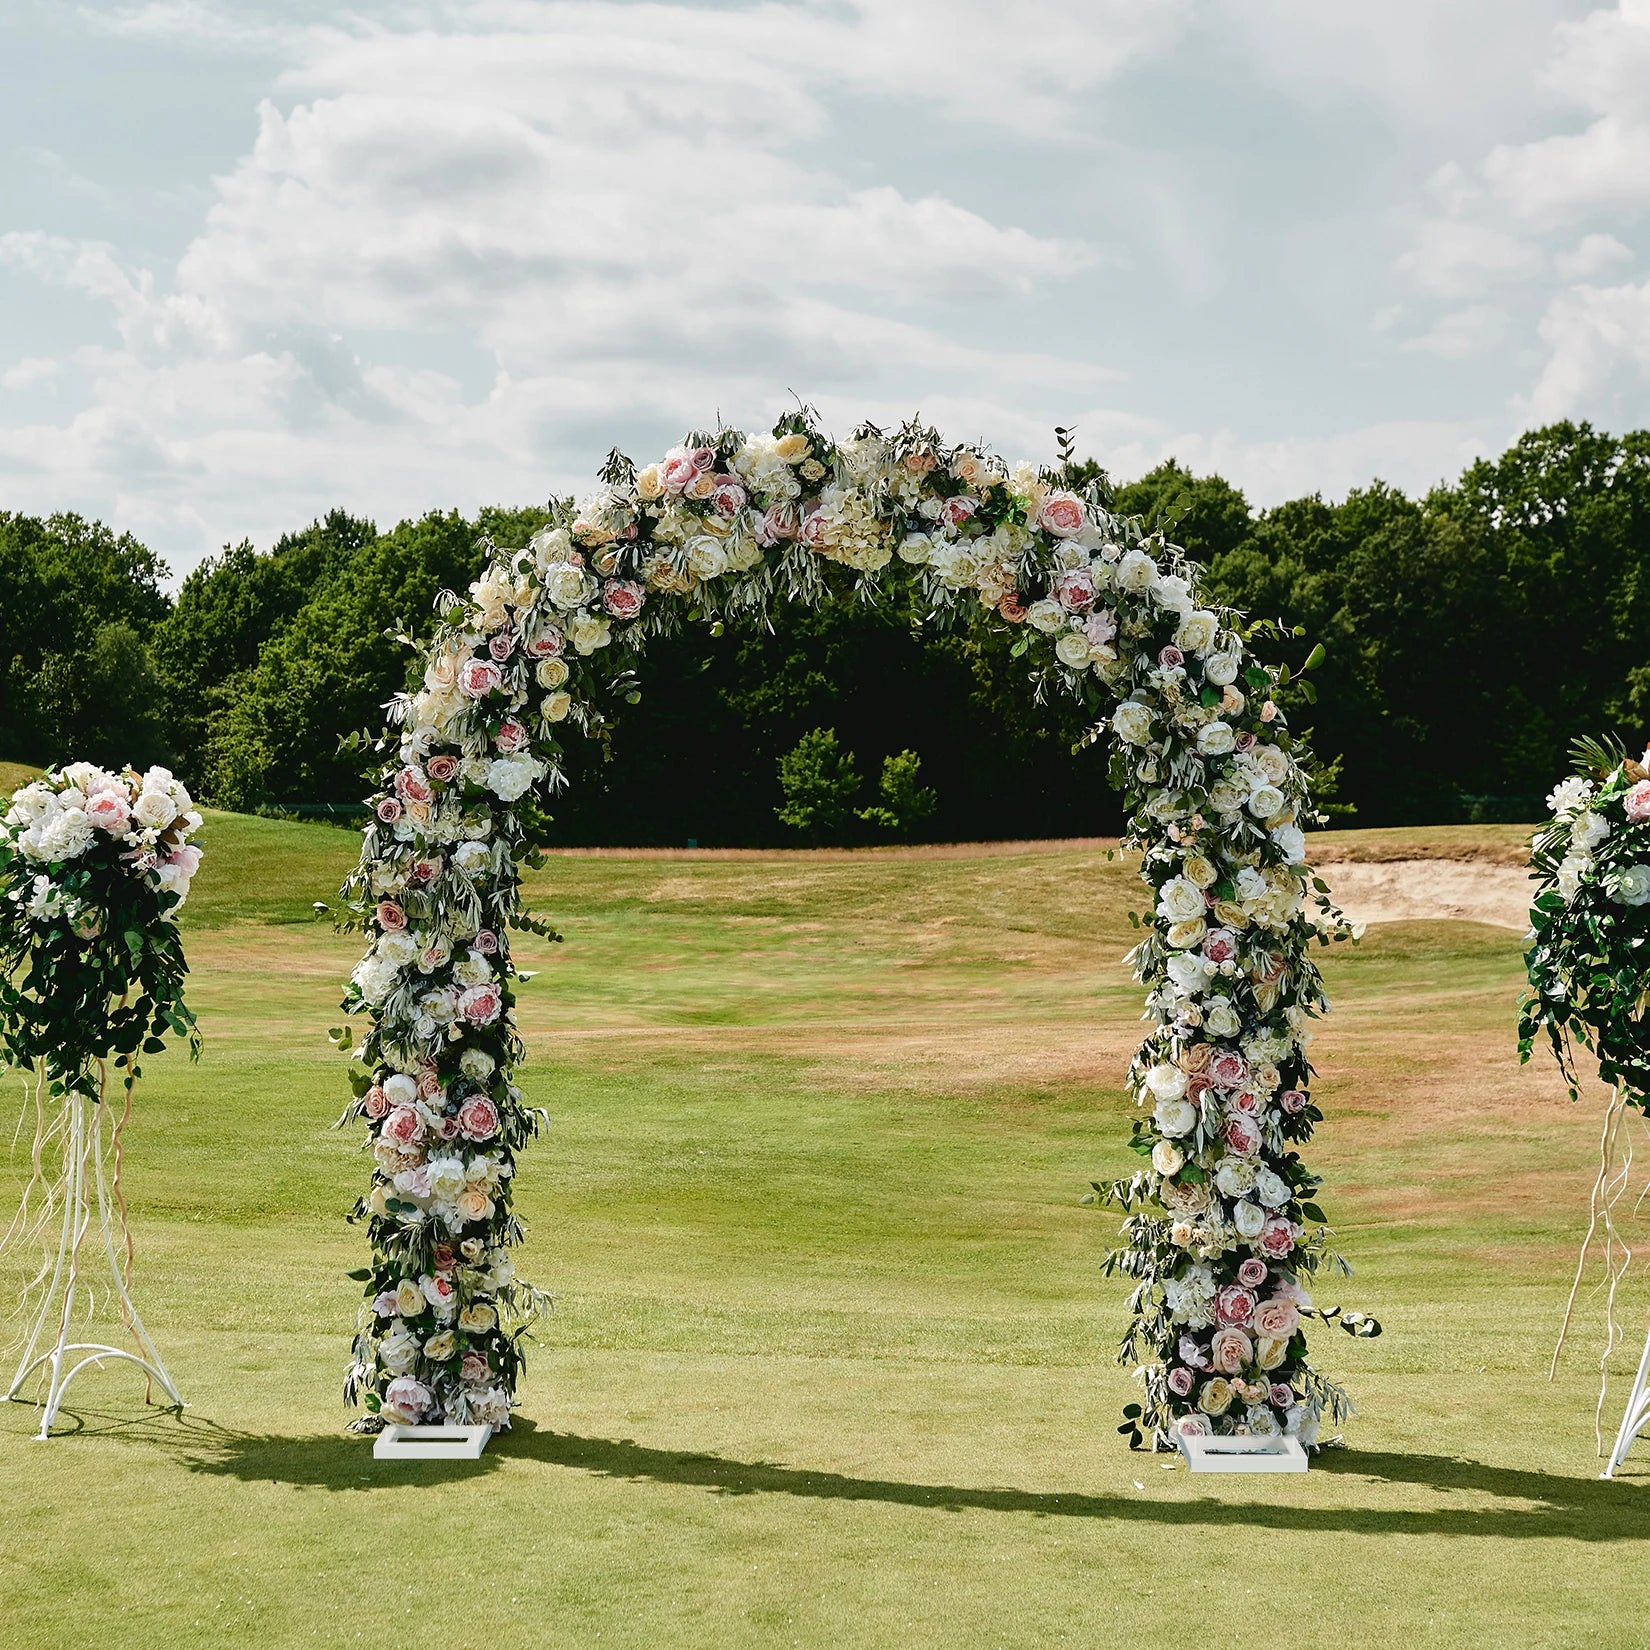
[3,812,1649,1649]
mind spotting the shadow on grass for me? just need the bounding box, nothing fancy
[166,1416,1650,1539]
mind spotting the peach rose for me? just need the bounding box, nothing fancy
[85,791,131,833]
[376,900,407,931]
[1253,1297,1300,1340]
[427,754,460,783]
[1209,1326,1252,1374]
[1037,490,1087,538]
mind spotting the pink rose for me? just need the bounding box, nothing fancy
[460,1352,490,1384]
[372,1290,398,1317]
[458,982,503,1026]
[383,1106,423,1147]
[1236,1258,1268,1289]
[396,768,434,803]
[1037,490,1087,538]
[1231,1090,1263,1116]
[376,900,407,931]
[1083,609,1117,647]
[376,797,403,824]
[495,720,530,753]
[473,929,499,955]
[1224,1114,1261,1156]
[381,1377,433,1423]
[710,477,748,517]
[1167,1365,1195,1396]
[1176,1414,1211,1438]
[1202,928,1237,966]
[437,1115,461,1141]
[423,1273,456,1311]
[689,445,716,473]
[426,754,460,784]
[999,595,1028,623]
[457,1095,500,1141]
[1185,1073,1215,1105]
[524,631,565,659]
[661,452,700,494]
[757,504,799,546]
[602,579,645,620]
[1158,645,1185,669]
[942,495,978,528]
[1210,1326,1252,1374]
[1234,732,1258,753]
[86,791,131,833]
[1052,567,1098,612]
[1279,1089,1308,1115]
[457,658,503,700]
[1260,1216,1298,1259]
[488,632,517,663]
[166,844,202,878]
[799,510,827,547]
[1208,1050,1250,1090]
[362,1085,389,1119]
[417,1066,442,1099]
[1253,1297,1300,1340]
[1270,1383,1295,1408]
[903,451,937,474]
[1627,780,1650,823]
[407,857,441,886]
[1215,1285,1257,1329]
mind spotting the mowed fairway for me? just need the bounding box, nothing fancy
[4,813,1650,1649]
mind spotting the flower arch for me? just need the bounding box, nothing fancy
[337,412,1364,1446]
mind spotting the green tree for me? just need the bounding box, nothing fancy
[34,621,172,771]
[856,749,937,839]
[776,727,862,844]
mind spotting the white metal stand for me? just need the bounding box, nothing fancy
[1603,1323,1650,1479]
[1177,1433,1309,1473]
[3,1090,183,1439]
[374,1423,493,1459]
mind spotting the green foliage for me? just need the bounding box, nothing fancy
[33,622,173,772]
[776,727,863,844]
[856,749,937,839]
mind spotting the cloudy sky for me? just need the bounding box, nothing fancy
[3,0,1648,580]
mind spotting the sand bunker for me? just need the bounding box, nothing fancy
[1316,858,1534,931]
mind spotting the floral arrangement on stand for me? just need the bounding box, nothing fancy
[338,411,1374,1444]
[0,764,203,1098]
[1521,736,1650,1440]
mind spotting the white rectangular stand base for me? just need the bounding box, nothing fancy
[1177,1433,1309,1473]
[373,1423,493,1460]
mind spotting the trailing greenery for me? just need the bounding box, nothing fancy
[5,421,1649,841]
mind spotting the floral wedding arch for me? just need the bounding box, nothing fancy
[337,412,1367,1446]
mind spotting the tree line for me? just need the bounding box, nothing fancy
[2,420,1646,842]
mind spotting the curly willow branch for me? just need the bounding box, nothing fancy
[336,414,1364,1440]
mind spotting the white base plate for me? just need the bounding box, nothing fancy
[1177,1433,1308,1473]
[373,1423,493,1460]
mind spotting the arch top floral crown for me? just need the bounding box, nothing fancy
[337,411,1371,1444]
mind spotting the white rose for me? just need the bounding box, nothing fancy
[383,1073,418,1107]
[1175,610,1218,654]
[1215,1157,1257,1197]
[486,755,540,802]
[1202,652,1240,687]
[427,1155,468,1203]
[1145,1063,1188,1101]
[1166,951,1213,995]
[1055,631,1091,669]
[1572,811,1611,852]
[570,614,612,655]
[1556,852,1592,901]
[1154,1096,1198,1138]
[1255,745,1291,783]
[1113,701,1155,746]
[541,691,573,722]
[377,931,418,968]
[1115,548,1157,592]
[1153,573,1193,613]
[1196,721,1235,757]
[1156,876,1207,925]
[1182,853,1219,889]
[1247,785,1286,820]
[1026,599,1064,634]
[1152,1140,1185,1176]
[1610,863,1650,906]
[535,657,569,689]
[1271,823,1306,864]
[542,563,593,609]
[1204,999,1240,1038]
[1254,1169,1291,1208]
[452,839,491,877]
[1233,1199,1267,1238]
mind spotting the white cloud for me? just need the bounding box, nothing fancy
[1400,304,1509,361]
[1395,222,1540,298]
[1555,231,1634,279]
[1522,278,1650,421]
[1,356,59,390]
